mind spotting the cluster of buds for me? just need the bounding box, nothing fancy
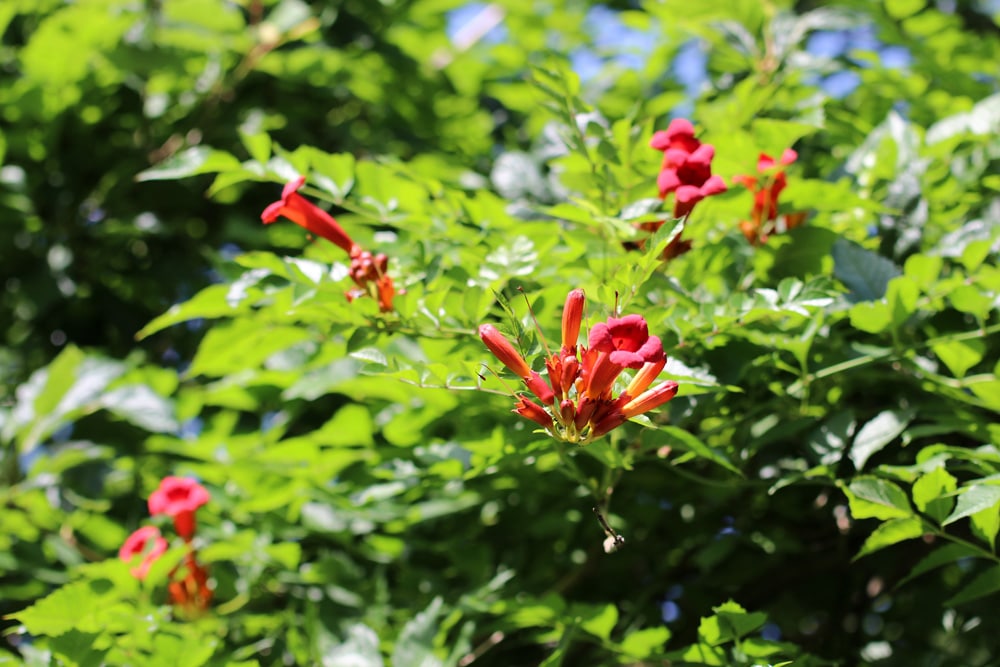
[262,176,396,311]
[733,150,806,245]
[479,289,679,444]
[118,476,212,617]
[346,247,395,310]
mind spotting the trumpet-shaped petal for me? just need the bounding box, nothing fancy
[650,120,726,226]
[479,324,554,404]
[149,476,210,541]
[622,381,679,418]
[590,316,662,368]
[479,324,533,378]
[149,477,209,516]
[589,409,627,439]
[649,118,699,153]
[262,176,356,254]
[625,357,667,398]
[119,526,168,580]
[515,396,554,429]
[524,370,555,405]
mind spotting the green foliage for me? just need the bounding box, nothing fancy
[2,0,1000,666]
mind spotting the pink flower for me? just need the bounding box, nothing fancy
[638,119,729,258]
[583,316,664,400]
[649,118,700,154]
[480,290,678,443]
[119,526,168,580]
[262,176,357,254]
[149,477,210,541]
[655,142,728,214]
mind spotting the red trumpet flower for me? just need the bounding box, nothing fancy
[149,476,210,542]
[262,177,397,311]
[633,119,728,260]
[733,149,805,245]
[480,289,679,443]
[261,176,357,254]
[119,526,168,580]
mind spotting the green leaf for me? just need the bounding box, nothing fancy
[946,564,1000,606]
[899,542,983,586]
[961,239,993,273]
[239,128,272,165]
[620,627,670,659]
[971,503,1000,551]
[850,408,915,470]
[135,147,242,182]
[805,410,855,466]
[392,597,443,667]
[136,285,244,339]
[698,600,767,646]
[576,603,618,640]
[843,477,913,520]
[932,338,986,379]
[886,0,924,18]
[766,226,838,281]
[750,117,818,154]
[832,239,901,302]
[927,92,1000,143]
[323,624,385,667]
[644,426,740,474]
[9,348,127,455]
[849,301,892,334]
[98,385,178,434]
[12,579,118,637]
[943,485,1000,526]
[886,276,919,329]
[855,516,924,558]
[47,630,107,667]
[949,284,995,318]
[912,466,957,523]
[311,151,357,200]
[903,253,942,291]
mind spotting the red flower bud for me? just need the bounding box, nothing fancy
[561,289,585,351]
[515,396,553,429]
[622,381,679,419]
[479,324,533,378]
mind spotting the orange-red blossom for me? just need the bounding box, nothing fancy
[262,176,396,311]
[479,289,679,443]
[120,477,213,617]
[733,149,806,245]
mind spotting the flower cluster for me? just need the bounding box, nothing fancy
[262,176,396,311]
[650,119,727,219]
[629,119,728,260]
[479,289,678,443]
[119,476,212,617]
[733,149,805,245]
